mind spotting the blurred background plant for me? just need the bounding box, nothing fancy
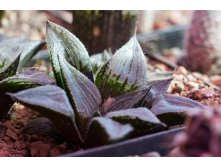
[0,10,191,43]
[169,106,221,157]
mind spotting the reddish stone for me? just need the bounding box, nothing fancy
[5,129,18,141]
[29,141,51,157]
[2,136,13,144]
[14,141,27,149]
[49,148,61,157]
[189,89,216,100]
[211,76,221,87]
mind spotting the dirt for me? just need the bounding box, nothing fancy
[0,104,81,157]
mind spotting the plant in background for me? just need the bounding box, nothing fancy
[0,36,46,70]
[0,39,55,119]
[179,10,221,74]
[169,106,221,157]
[9,21,208,148]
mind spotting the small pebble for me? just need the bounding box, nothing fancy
[5,129,18,141]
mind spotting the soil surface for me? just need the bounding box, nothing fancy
[0,104,81,157]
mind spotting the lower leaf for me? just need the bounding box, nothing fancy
[145,78,172,108]
[0,70,55,93]
[84,117,133,148]
[8,85,83,144]
[106,108,166,136]
[151,94,210,126]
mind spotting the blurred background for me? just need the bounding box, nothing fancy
[1,10,221,81]
[0,11,192,53]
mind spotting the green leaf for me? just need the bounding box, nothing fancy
[0,93,14,120]
[0,52,20,81]
[95,36,148,100]
[46,21,93,82]
[8,85,83,143]
[58,57,101,136]
[84,117,133,148]
[90,50,111,74]
[0,38,45,70]
[106,108,166,136]
[0,70,55,93]
[151,94,209,126]
[101,87,151,114]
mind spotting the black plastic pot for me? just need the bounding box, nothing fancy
[137,25,187,51]
[62,127,184,157]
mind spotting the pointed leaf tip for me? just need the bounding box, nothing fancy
[59,57,101,135]
[0,37,45,70]
[95,36,148,100]
[8,85,82,143]
[0,52,20,81]
[151,94,209,126]
[84,117,133,148]
[46,21,93,82]
[106,108,166,136]
[0,70,55,93]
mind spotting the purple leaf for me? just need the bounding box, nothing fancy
[58,56,101,136]
[106,108,166,136]
[8,85,83,143]
[151,94,209,126]
[0,70,55,92]
[145,78,173,108]
[95,37,148,100]
[102,86,151,114]
[84,117,133,148]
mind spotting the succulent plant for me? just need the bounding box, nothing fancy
[8,21,207,148]
[169,106,221,157]
[0,38,55,119]
[179,10,221,74]
[0,37,45,70]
